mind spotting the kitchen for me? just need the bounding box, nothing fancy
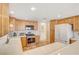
[0,3,79,55]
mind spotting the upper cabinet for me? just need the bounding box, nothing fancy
[73,16,79,31]
[0,4,2,15]
[50,20,57,30]
[15,19,38,31]
[0,15,2,37]
[9,16,38,31]
[0,3,9,37]
[1,4,9,16]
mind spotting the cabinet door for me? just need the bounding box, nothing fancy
[63,19,68,23]
[2,3,9,16]
[2,16,9,35]
[0,4,9,37]
[0,16,2,37]
[50,30,55,43]
[77,17,79,31]
[50,21,56,43]
[74,16,79,31]
[0,4,2,15]
[58,20,65,24]
[0,4,2,37]
[50,20,57,30]
[21,37,27,48]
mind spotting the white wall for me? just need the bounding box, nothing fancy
[38,21,49,41]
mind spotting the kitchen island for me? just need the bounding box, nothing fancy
[0,35,66,55]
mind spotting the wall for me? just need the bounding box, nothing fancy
[38,21,49,42]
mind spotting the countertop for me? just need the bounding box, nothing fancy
[50,40,79,55]
[0,36,66,55]
[0,36,23,55]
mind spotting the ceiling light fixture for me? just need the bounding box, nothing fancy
[10,11,14,15]
[10,24,14,28]
[30,7,36,11]
[57,14,61,18]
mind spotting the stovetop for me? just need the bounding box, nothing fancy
[26,34,35,36]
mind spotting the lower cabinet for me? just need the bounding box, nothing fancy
[21,36,40,51]
[21,37,27,50]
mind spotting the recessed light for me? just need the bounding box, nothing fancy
[41,23,45,26]
[30,7,36,11]
[10,11,14,14]
[57,14,61,18]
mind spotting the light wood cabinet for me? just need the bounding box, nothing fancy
[15,19,38,31]
[50,20,57,30]
[0,3,9,37]
[63,19,68,23]
[2,4,9,16]
[0,16,2,37]
[2,16,9,35]
[0,4,2,37]
[50,30,55,43]
[58,19,65,24]
[50,20,56,43]
[21,36,40,51]
[9,16,38,31]
[73,16,79,31]
[0,4,2,15]
[21,37,27,49]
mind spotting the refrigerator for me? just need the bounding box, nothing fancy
[55,24,73,44]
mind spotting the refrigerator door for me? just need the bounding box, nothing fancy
[55,24,73,44]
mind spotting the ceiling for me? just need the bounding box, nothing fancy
[9,3,79,21]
